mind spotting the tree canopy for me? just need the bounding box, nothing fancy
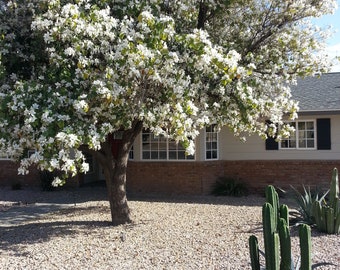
[0,0,337,223]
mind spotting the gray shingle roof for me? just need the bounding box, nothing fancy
[291,72,340,114]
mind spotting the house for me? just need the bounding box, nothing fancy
[1,73,340,193]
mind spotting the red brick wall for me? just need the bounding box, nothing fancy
[0,161,80,188]
[0,160,40,187]
[2,159,339,194]
[127,160,340,195]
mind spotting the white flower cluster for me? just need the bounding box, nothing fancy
[0,0,336,180]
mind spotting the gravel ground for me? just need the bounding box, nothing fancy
[0,186,339,270]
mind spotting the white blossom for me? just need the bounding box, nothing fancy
[0,0,336,182]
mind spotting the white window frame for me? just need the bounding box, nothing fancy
[0,153,11,160]
[205,125,219,160]
[279,120,317,150]
[141,131,195,161]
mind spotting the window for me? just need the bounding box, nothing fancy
[129,146,134,160]
[0,153,10,160]
[280,121,316,149]
[205,125,218,159]
[142,131,194,160]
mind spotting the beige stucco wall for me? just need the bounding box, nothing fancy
[219,114,340,160]
[132,114,340,162]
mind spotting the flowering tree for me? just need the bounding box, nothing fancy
[0,0,336,224]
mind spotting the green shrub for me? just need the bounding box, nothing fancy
[211,177,248,197]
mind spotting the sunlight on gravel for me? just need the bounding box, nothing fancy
[0,189,339,270]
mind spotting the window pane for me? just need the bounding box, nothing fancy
[159,142,167,151]
[290,140,296,148]
[177,143,185,150]
[151,151,158,159]
[142,143,150,151]
[168,141,177,150]
[151,143,159,150]
[212,151,217,159]
[159,151,167,159]
[299,140,306,148]
[291,130,296,138]
[306,131,314,139]
[142,152,150,159]
[212,142,217,150]
[206,152,211,159]
[307,140,315,148]
[169,151,177,159]
[142,133,150,142]
[298,122,305,130]
[178,151,186,159]
[281,141,287,148]
[306,121,314,129]
[298,130,305,139]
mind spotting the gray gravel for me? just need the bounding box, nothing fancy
[0,186,339,269]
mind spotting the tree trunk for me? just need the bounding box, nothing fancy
[90,120,143,225]
[97,120,143,225]
[197,2,208,29]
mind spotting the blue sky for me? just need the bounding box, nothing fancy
[313,0,340,71]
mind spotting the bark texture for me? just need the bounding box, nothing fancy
[92,120,143,225]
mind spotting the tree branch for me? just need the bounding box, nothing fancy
[197,1,208,29]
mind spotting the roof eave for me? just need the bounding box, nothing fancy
[297,109,340,116]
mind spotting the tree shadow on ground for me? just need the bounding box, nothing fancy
[1,183,270,208]
[0,185,108,205]
[0,206,112,256]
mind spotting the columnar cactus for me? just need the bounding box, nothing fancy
[249,185,312,270]
[278,218,292,270]
[249,235,260,270]
[262,202,279,270]
[312,168,340,234]
[299,224,312,270]
[265,185,280,229]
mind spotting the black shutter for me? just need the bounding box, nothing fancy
[266,137,278,150]
[265,120,278,150]
[317,118,331,150]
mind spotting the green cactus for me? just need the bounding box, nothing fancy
[299,224,312,270]
[265,185,279,229]
[263,202,279,270]
[249,185,313,270]
[280,204,289,227]
[312,168,340,234]
[249,235,260,270]
[329,168,339,207]
[278,218,292,270]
